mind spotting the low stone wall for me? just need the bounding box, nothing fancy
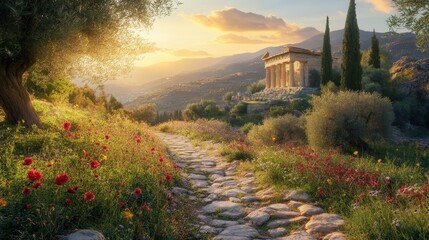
[252,87,319,102]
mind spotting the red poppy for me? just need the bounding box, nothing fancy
[142,203,151,211]
[95,142,100,146]
[66,132,72,138]
[133,188,142,197]
[83,192,95,202]
[90,160,99,169]
[102,145,108,151]
[159,157,164,163]
[32,182,42,189]
[105,135,109,140]
[22,157,33,166]
[27,169,43,181]
[63,121,71,131]
[150,147,155,152]
[22,187,31,196]
[118,202,126,207]
[67,185,78,194]
[55,173,70,186]
[24,204,31,210]
[165,173,172,181]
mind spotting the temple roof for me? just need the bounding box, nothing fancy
[262,46,321,60]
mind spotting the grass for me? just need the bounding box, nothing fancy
[0,100,193,239]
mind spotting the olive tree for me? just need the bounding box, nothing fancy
[0,0,176,126]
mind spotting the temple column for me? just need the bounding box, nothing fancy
[304,63,309,87]
[265,67,271,89]
[281,63,286,88]
[289,61,295,87]
[270,65,275,88]
[276,64,281,88]
[300,61,305,87]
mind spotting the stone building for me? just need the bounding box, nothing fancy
[262,46,335,89]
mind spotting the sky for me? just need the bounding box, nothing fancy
[135,0,395,66]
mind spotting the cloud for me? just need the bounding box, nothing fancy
[190,8,320,45]
[361,0,393,13]
[171,49,211,57]
[216,34,269,44]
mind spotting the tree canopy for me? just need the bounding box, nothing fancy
[388,0,429,51]
[321,16,333,86]
[0,0,176,126]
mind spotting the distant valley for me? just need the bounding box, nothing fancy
[103,29,429,112]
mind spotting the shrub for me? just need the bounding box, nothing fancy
[285,99,311,114]
[247,82,265,94]
[182,100,224,121]
[306,91,394,151]
[221,142,255,162]
[248,114,305,145]
[267,105,287,118]
[321,81,339,94]
[223,91,234,102]
[131,104,157,124]
[362,68,392,96]
[240,122,255,134]
[230,101,248,116]
[308,69,321,87]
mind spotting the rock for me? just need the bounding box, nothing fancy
[305,214,345,234]
[220,208,246,219]
[210,174,224,181]
[189,173,207,180]
[244,210,270,226]
[241,195,260,203]
[284,190,312,202]
[267,219,290,229]
[269,227,287,238]
[191,180,209,188]
[323,232,347,240]
[66,230,105,240]
[171,187,188,195]
[214,176,235,183]
[222,189,246,198]
[215,225,260,239]
[229,197,241,203]
[272,210,299,219]
[265,203,290,213]
[277,231,315,240]
[203,201,242,214]
[288,200,304,208]
[200,225,222,234]
[298,205,323,216]
[390,57,429,96]
[211,219,239,227]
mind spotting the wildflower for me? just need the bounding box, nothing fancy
[317,187,326,196]
[83,192,95,202]
[102,145,108,151]
[150,147,155,152]
[105,135,109,140]
[392,218,401,228]
[22,157,33,166]
[142,203,151,211]
[24,204,31,210]
[32,182,42,189]
[416,163,420,167]
[123,208,133,220]
[27,169,43,181]
[101,154,107,161]
[369,190,380,197]
[165,173,172,181]
[63,121,71,131]
[159,157,164,163]
[377,159,382,164]
[46,161,54,167]
[326,179,333,185]
[22,188,31,196]
[90,160,99,169]
[0,198,7,207]
[118,202,126,207]
[133,188,142,197]
[55,173,70,186]
[66,132,72,138]
[272,137,276,142]
[67,185,78,194]
[65,198,72,205]
[353,151,359,156]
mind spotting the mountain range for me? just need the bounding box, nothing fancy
[103,29,429,111]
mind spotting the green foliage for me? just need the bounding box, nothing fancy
[321,81,339,94]
[230,102,248,116]
[267,105,287,118]
[221,142,255,162]
[131,104,157,124]
[321,16,333,86]
[306,91,394,151]
[106,95,124,113]
[222,91,234,102]
[341,0,363,91]
[248,115,306,145]
[285,99,312,114]
[369,30,381,68]
[393,95,429,127]
[362,68,391,96]
[25,68,73,103]
[388,0,429,51]
[69,85,100,109]
[182,100,224,121]
[240,122,255,134]
[308,69,321,88]
[247,82,265,94]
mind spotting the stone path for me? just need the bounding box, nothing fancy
[158,133,346,240]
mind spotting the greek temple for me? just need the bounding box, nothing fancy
[262,47,322,89]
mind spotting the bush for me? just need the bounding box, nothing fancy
[321,81,339,94]
[223,91,234,102]
[308,69,321,87]
[221,142,255,162]
[248,114,305,145]
[247,82,265,94]
[306,91,394,151]
[26,68,74,103]
[230,102,248,116]
[267,105,287,118]
[182,100,224,121]
[240,122,255,134]
[285,99,311,114]
[362,68,392,96]
[131,104,157,124]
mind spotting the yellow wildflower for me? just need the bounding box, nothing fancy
[123,208,133,220]
[353,151,359,156]
[377,159,382,164]
[46,161,54,167]
[327,179,333,185]
[0,198,7,207]
[272,137,276,142]
[416,163,420,167]
[101,154,108,161]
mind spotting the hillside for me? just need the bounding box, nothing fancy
[121,30,429,111]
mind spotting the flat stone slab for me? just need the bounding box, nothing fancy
[203,201,242,214]
[298,205,323,216]
[200,225,222,234]
[272,210,300,219]
[215,225,259,239]
[244,209,270,226]
[66,230,105,240]
[288,200,304,208]
[189,173,207,180]
[211,219,239,227]
[269,227,288,238]
[284,190,312,202]
[222,189,246,198]
[241,195,260,203]
[277,231,315,240]
[323,232,347,240]
[305,214,344,234]
[265,203,290,213]
[191,180,209,188]
[267,219,291,229]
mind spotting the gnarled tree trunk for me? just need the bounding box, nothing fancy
[0,56,41,127]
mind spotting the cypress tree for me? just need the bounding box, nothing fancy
[340,0,362,91]
[321,16,333,86]
[369,29,381,68]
